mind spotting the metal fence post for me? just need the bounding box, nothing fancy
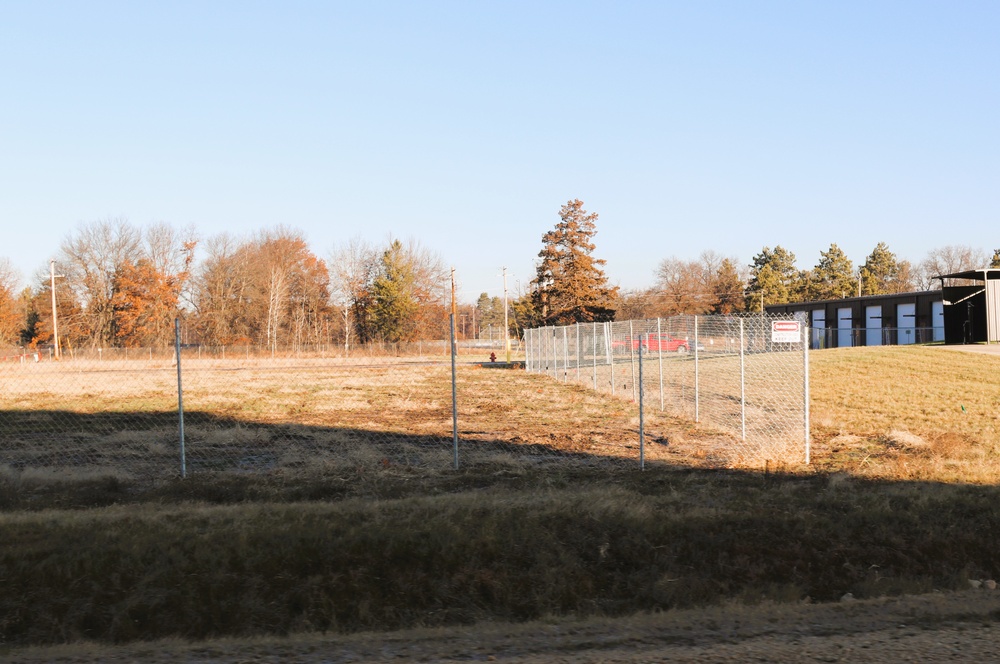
[629,320,636,402]
[534,328,539,372]
[609,322,615,396]
[575,323,581,383]
[530,328,535,371]
[694,315,700,423]
[551,327,558,379]
[656,317,664,412]
[592,321,598,390]
[740,318,746,443]
[174,318,186,479]
[638,334,645,470]
[563,326,569,382]
[523,329,529,370]
[804,323,811,464]
[451,313,459,469]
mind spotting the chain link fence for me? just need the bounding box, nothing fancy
[0,346,462,482]
[524,314,810,466]
[0,321,643,482]
[0,315,808,482]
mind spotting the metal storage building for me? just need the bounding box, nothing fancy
[765,268,1000,348]
[936,268,1000,344]
[765,291,945,349]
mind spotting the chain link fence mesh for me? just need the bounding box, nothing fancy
[0,345,464,482]
[0,314,808,482]
[524,314,809,466]
[0,347,182,480]
[0,340,628,482]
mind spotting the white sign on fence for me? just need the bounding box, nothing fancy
[771,320,802,343]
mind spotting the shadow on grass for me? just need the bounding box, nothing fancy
[0,407,632,481]
[3,409,1000,649]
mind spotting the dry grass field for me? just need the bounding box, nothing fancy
[808,345,1000,483]
[4,344,1000,660]
[0,353,754,480]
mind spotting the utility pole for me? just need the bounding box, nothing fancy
[50,260,62,360]
[502,267,510,363]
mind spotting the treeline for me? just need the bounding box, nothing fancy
[1,209,997,350]
[0,219,452,351]
[612,243,1000,320]
[507,199,999,329]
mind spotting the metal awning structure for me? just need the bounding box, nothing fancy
[935,268,1000,283]
[935,268,1000,344]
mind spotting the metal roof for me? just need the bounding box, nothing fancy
[935,268,1000,281]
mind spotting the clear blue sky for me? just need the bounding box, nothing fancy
[2,1,998,301]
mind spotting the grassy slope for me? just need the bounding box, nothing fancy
[4,473,1000,646]
[4,346,1000,648]
[809,346,1000,482]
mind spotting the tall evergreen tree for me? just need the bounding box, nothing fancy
[530,199,618,326]
[474,292,504,332]
[859,242,913,295]
[745,246,799,310]
[19,291,40,347]
[811,243,856,300]
[370,240,420,343]
[710,257,746,314]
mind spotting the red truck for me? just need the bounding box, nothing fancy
[612,333,700,354]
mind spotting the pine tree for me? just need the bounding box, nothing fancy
[474,292,504,332]
[530,199,618,326]
[811,244,856,300]
[745,246,799,310]
[859,242,913,295]
[369,240,419,343]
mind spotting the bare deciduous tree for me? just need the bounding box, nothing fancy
[917,245,989,289]
[612,288,661,320]
[655,257,713,316]
[329,237,378,351]
[0,257,22,345]
[191,233,254,345]
[58,218,143,347]
[652,252,744,316]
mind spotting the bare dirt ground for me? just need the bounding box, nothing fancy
[11,589,1000,663]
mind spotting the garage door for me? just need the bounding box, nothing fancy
[811,309,826,349]
[866,305,882,346]
[932,301,944,341]
[897,303,916,345]
[837,307,853,347]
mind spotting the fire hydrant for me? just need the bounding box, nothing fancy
[489,352,497,363]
